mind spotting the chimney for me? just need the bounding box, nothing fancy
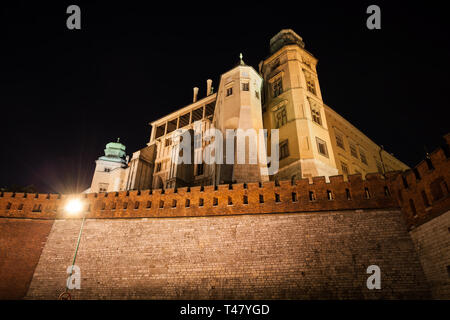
[206,79,212,96]
[193,87,199,103]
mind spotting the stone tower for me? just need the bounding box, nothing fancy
[89,139,129,193]
[261,29,338,181]
[214,56,269,184]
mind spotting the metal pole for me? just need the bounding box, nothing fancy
[67,216,86,290]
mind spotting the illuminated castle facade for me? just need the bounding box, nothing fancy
[88,29,409,193]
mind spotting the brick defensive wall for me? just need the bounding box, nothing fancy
[0,134,448,299]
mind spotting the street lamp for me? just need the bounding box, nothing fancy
[59,197,85,300]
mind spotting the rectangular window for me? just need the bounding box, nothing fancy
[304,71,317,95]
[279,140,289,160]
[165,138,172,147]
[274,106,287,128]
[273,78,283,97]
[155,163,161,172]
[359,149,368,165]
[311,107,322,125]
[350,144,358,159]
[335,133,345,150]
[255,91,260,99]
[242,82,249,91]
[316,137,328,157]
[196,162,204,176]
[341,162,349,175]
[226,87,233,96]
[99,183,108,192]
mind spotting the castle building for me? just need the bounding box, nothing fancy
[89,29,409,193]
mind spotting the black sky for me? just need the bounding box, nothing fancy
[1,1,449,193]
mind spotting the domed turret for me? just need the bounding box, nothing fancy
[99,138,127,164]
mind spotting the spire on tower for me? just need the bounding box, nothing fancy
[239,53,245,65]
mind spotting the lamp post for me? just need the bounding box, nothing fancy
[59,198,85,300]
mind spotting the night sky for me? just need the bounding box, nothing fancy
[1,2,449,193]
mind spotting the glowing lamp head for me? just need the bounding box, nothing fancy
[65,199,83,215]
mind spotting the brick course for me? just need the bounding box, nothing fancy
[25,209,430,299]
[0,219,53,299]
[409,210,450,299]
[0,134,448,299]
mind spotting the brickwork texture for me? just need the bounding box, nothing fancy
[25,209,430,299]
[0,134,448,299]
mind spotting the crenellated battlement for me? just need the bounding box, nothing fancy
[0,173,397,220]
[1,135,448,225]
[387,133,450,228]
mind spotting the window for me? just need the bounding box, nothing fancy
[359,149,368,165]
[275,193,281,203]
[165,138,172,147]
[99,183,108,193]
[273,78,283,97]
[311,107,322,125]
[226,87,233,96]
[279,140,289,160]
[327,190,333,200]
[255,91,260,99]
[335,133,345,150]
[104,168,111,172]
[304,71,317,95]
[346,188,352,200]
[274,106,287,128]
[196,162,204,176]
[242,82,249,91]
[316,137,328,157]
[350,144,358,159]
[376,160,383,174]
[341,162,349,175]
[155,163,161,172]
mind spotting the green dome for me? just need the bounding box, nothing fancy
[99,138,127,163]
